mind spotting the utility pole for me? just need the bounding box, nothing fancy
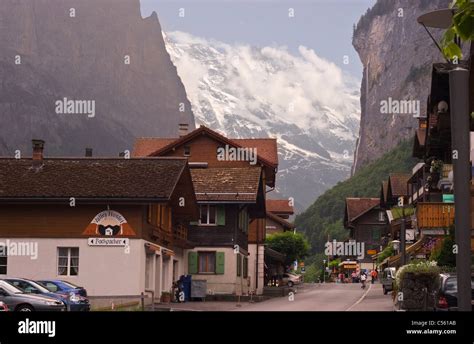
[398,197,406,266]
[323,259,326,283]
[449,66,471,311]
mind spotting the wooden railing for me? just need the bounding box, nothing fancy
[416,202,455,229]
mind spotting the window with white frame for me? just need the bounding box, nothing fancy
[199,205,217,225]
[57,247,79,276]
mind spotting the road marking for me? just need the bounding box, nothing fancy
[345,283,372,311]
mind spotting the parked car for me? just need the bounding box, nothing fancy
[5,278,90,312]
[435,273,474,311]
[0,300,9,311]
[281,273,302,287]
[0,280,66,311]
[38,279,88,297]
[381,267,396,295]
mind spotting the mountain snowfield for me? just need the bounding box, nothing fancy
[163,31,361,211]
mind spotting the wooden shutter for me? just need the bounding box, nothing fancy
[243,257,248,278]
[236,255,241,277]
[217,206,226,226]
[216,252,225,274]
[188,251,198,274]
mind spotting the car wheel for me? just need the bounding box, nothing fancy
[288,281,294,287]
[383,286,387,295]
[17,304,34,312]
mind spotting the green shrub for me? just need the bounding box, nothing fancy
[376,243,394,264]
[395,261,440,291]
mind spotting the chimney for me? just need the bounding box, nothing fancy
[85,148,93,157]
[32,139,45,163]
[179,123,189,137]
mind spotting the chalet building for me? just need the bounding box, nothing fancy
[344,198,389,269]
[0,140,199,305]
[385,173,410,207]
[265,199,295,236]
[378,52,474,269]
[133,125,278,295]
[403,56,474,260]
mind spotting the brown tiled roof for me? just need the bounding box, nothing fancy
[190,167,261,202]
[266,199,294,214]
[388,173,410,197]
[0,158,188,200]
[346,198,380,223]
[132,138,176,157]
[266,211,295,229]
[234,138,278,167]
[134,126,278,167]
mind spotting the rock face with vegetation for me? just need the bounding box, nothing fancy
[0,0,194,156]
[352,0,452,171]
[296,140,418,254]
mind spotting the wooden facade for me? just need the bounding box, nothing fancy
[188,205,249,249]
[416,202,455,230]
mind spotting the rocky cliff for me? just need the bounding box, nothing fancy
[0,0,194,156]
[352,0,457,171]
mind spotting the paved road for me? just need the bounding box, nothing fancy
[235,283,393,311]
[158,283,393,311]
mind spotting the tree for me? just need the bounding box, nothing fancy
[441,0,474,60]
[430,227,456,267]
[265,231,311,265]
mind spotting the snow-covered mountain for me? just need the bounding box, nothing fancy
[164,31,361,211]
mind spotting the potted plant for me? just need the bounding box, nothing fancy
[160,291,171,304]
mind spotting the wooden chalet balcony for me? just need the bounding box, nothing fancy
[173,223,187,241]
[416,202,454,229]
[150,223,193,249]
[151,225,173,244]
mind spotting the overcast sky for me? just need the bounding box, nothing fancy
[140,0,376,79]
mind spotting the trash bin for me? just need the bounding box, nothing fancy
[179,274,192,302]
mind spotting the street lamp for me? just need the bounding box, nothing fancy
[391,240,400,254]
[323,259,326,284]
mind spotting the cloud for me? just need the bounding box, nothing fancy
[164,31,360,135]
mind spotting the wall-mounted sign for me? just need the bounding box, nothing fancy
[88,238,129,247]
[367,249,377,255]
[83,210,136,236]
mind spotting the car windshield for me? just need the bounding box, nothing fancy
[0,281,24,294]
[445,278,457,292]
[24,280,51,294]
[444,277,474,292]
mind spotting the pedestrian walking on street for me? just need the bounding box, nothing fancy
[370,269,378,284]
[360,272,367,289]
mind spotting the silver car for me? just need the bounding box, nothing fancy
[0,280,66,311]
